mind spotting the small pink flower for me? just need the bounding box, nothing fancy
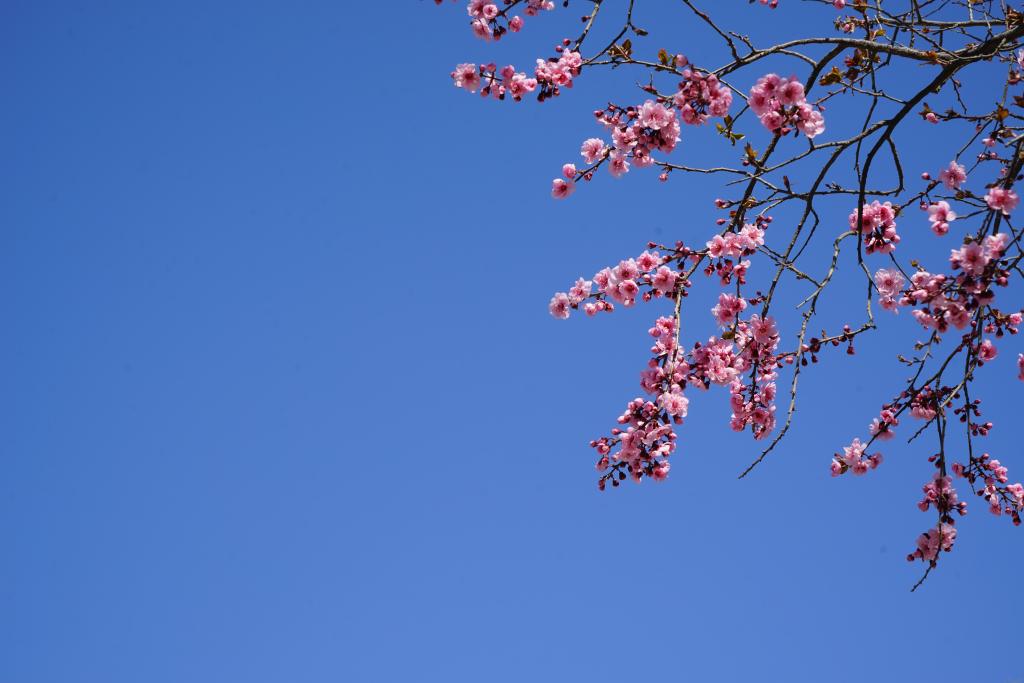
[873,268,905,296]
[651,266,678,293]
[467,0,489,17]
[978,339,998,362]
[938,161,966,189]
[926,201,956,236]
[711,293,747,327]
[651,461,670,481]
[568,277,591,304]
[608,152,630,178]
[636,250,661,272]
[953,242,989,277]
[658,391,690,417]
[471,18,492,41]
[615,259,639,281]
[580,138,606,164]
[908,523,956,562]
[638,100,676,131]
[551,178,575,199]
[749,315,778,344]
[549,292,571,319]
[451,63,481,92]
[985,187,1019,215]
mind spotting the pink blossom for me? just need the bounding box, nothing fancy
[534,50,582,91]
[985,232,1009,258]
[951,242,988,277]
[580,138,606,164]
[637,99,675,131]
[749,315,778,344]
[650,461,671,481]
[926,201,956,236]
[673,69,732,125]
[832,438,883,476]
[978,339,998,362]
[938,161,967,189]
[985,186,1019,215]
[874,268,905,296]
[711,293,747,327]
[869,414,897,440]
[471,18,492,40]
[874,268,905,312]
[451,63,481,92]
[651,266,678,293]
[466,0,490,18]
[615,259,639,281]
[568,277,592,304]
[636,250,661,272]
[692,336,742,385]
[850,200,900,254]
[908,523,956,562]
[749,73,824,139]
[658,390,690,417]
[918,474,963,514]
[551,178,575,199]
[608,152,630,178]
[549,292,571,319]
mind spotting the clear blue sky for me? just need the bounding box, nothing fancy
[3,2,1023,681]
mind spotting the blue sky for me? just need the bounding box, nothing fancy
[3,1,1023,681]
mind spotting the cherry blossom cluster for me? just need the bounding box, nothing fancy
[590,308,783,486]
[723,316,780,440]
[451,62,538,100]
[451,43,581,103]
[439,0,1024,585]
[673,66,733,125]
[830,438,883,476]
[870,233,1016,333]
[986,186,1020,215]
[748,74,825,139]
[549,221,787,482]
[552,61,736,192]
[849,200,900,255]
[917,473,966,515]
[907,466,967,565]
[953,454,1024,525]
[908,523,957,563]
[592,315,687,489]
[592,395,677,490]
[533,45,584,101]
[939,160,967,189]
[860,400,901,442]
[702,217,768,286]
[548,248,679,319]
[924,201,956,237]
[446,0,554,42]
[873,268,905,313]
[573,99,682,184]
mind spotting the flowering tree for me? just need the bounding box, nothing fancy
[439,0,1024,588]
